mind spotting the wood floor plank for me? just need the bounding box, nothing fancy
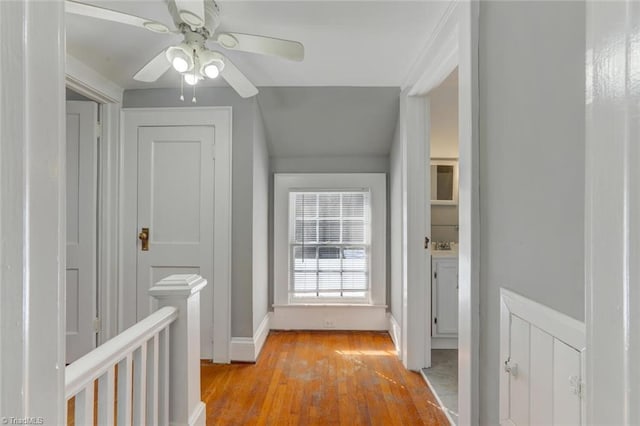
[202,331,449,425]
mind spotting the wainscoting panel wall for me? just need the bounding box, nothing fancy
[499,289,585,426]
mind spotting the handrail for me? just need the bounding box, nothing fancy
[65,306,178,399]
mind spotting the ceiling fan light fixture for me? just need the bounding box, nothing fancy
[204,64,219,79]
[172,57,190,73]
[184,73,200,86]
[166,45,193,73]
[198,51,225,79]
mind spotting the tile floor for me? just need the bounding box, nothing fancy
[421,349,458,424]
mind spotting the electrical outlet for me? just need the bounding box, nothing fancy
[323,319,335,328]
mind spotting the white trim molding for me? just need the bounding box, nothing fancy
[273,173,387,308]
[585,2,640,424]
[0,1,66,421]
[400,93,430,372]
[402,1,459,93]
[501,289,585,350]
[230,313,271,362]
[66,55,123,104]
[63,59,123,346]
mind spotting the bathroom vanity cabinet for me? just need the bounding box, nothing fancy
[432,255,459,340]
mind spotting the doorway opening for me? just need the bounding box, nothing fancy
[64,70,122,361]
[65,87,99,363]
[421,68,460,424]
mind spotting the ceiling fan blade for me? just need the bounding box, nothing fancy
[215,33,304,62]
[65,0,172,33]
[218,53,258,98]
[133,50,171,82]
[174,0,205,28]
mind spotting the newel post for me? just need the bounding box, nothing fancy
[149,274,207,426]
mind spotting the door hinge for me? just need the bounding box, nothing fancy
[93,317,102,333]
[424,236,430,249]
[569,376,584,399]
[434,317,437,324]
[434,271,438,279]
[96,121,102,135]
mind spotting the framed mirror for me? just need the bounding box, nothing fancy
[430,159,458,205]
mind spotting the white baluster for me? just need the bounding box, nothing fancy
[98,367,116,426]
[146,333,160,424]
[133,342,147,425]
[75,384,94,425]
[158,327,170,426]
[97,367,116,425]
[117,353,133,426]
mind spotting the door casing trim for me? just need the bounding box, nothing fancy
[120,107,233,363]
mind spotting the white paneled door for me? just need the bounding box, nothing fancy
[135,126,215,357]
[66,100,98,363]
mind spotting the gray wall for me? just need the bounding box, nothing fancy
[258,87,400,158]
[123,87,261,338]
[478,1,585,423]
[252,103,270,333]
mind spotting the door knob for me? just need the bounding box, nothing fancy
[139,227,149,251]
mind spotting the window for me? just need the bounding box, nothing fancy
[274,173,386,308]
[290,191,370,301]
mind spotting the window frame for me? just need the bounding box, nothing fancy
[273,173,387,307]
[288,190,371,303]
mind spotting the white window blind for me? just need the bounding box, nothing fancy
[289,191,371,301]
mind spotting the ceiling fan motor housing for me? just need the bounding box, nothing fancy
[167,0,220,35]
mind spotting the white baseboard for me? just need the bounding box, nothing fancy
[431,337,458,349]
[271,304,387,330]
[254,312,271,359]
[230,313,272,362]
[388,313,402,358]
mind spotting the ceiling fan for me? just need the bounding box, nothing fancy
[66,0,305,98]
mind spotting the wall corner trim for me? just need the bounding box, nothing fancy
[230,312,272,362]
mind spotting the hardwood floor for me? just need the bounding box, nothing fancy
[201,331,449,425]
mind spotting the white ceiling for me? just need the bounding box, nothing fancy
[65,1,449,89]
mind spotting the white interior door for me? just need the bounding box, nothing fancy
[66,100,98,363]
[135,126,215,357]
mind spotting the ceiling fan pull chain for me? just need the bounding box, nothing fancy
[192,51,198,103]
[179,74,185,101]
